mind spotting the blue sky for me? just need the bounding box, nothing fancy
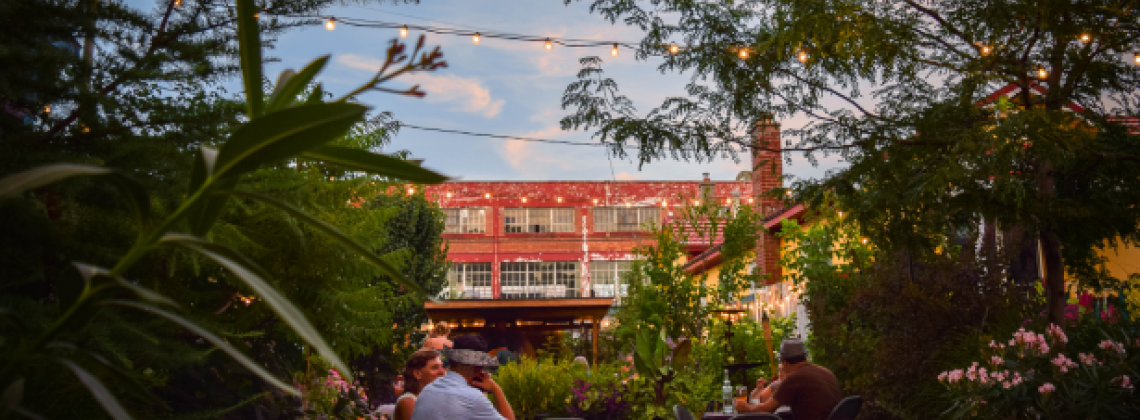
[266,0,848,181]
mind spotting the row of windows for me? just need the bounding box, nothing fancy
[442,207,662,234]
[446,261,634,300]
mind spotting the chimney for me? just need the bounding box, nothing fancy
[700,172,714,199]
[751,115,783,285]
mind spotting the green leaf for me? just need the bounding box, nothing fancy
[302,145,449,183]
[59,358,133,420]
[110,300,299,395]
[157,233,353,381]
[266,56,330,113]
[47,342,169,410]
[235,0,263,118]
[226,190,433,300]
[72,262,179,308]
[0,164,150,227]
[671,338,692,368]
[305,84,325,105]
[215,102,367,178]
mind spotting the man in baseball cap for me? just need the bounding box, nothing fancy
[734,338,842,420]
[412,335,516,420]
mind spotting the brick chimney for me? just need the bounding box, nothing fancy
[751,116,783,285]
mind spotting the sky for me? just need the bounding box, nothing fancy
[263,0,850,182]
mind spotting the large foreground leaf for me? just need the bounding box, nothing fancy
[266,56,330,113]
[59,359,133,420]
[0,164,150,227]
[215,102,367,177]
[227,190,434,300]
[110,300,299,395]
[302,145,449,183]
[158,233,353,380]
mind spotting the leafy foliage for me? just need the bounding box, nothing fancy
[494,357,590,420]
[0,0,449,418]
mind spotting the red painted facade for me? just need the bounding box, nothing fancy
[421,118,786,298]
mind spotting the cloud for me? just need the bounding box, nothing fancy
[500,125,589,176]
[335,54,505,118]
[614,171,638,180]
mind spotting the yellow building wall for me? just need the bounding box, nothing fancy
[1097,239,1140,281]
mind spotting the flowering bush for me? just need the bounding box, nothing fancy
[295,359,380,420]
[939,324,1139,419]
[566,376,634,420]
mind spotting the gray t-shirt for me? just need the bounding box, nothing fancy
[410,371,505,420]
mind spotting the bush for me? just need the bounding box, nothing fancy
[566,365,634,420]
[939,321,1139,419]
[494,357,588,420]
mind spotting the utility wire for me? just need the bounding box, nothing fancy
[399,124,609,147]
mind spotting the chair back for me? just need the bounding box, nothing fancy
[826,395,863,420]
[730,414,782,419]
[673,404,696,420]
[705,399,723,413]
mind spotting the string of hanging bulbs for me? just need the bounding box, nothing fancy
[317,15,1140,73]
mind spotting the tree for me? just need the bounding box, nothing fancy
[561,0,1140,326]
[0,0,449,418]
[614,197,762,343]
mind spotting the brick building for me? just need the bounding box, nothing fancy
[421,118,786,300]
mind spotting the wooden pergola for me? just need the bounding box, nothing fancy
[424,298,614,366]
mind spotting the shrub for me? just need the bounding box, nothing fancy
[494,357,587,420]
[939,322,1139,419]
[567,373,634,420]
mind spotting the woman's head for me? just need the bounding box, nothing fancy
[432,322,451,338]
[402,349,445,395]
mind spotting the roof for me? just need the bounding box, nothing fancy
[682,204,807,274]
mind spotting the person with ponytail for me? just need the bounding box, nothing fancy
[393,349,446,420]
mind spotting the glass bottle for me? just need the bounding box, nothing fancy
[721,369,734,414]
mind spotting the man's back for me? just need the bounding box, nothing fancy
[772,364,842,420]
[411,371,505,420]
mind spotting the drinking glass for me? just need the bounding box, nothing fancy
[735,385,748,404]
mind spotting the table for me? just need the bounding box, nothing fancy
[701,408,792,420]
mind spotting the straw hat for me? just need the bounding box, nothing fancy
[444,348,499,367]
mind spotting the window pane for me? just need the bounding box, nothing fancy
[443,208,486,234]
[593,207,659,232]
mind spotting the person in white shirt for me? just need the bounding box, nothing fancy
[411,335,516,420]
[392,349,446,420]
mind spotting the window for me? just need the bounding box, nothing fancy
[593,207,661,232]
[590,261,633,302]
[503,208,574,233]
[500,262,580,298]
[442,208,486,234]
[445,263,493,299]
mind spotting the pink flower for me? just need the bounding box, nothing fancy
[990,356,1004,366]
[1099,340,1126,356]
[1039,383,1055,394]
[1046,324,1068,344]
[1051,353,1076,372]
[1114,376,1133,389]
[948,369,964,383]
[1078,353,1098,366]
[1002,381,1011,389]
[938,372,948,382]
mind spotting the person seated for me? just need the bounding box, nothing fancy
[487,338,517,374]
[750,364,785,404]
[393,349,446,420]
[423,322,453,350]
[734,339,841,420]
[411,335,516,420]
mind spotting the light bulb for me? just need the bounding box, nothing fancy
[446,192,453,198]
[43,105,51,114]
[1134,53,1139,65]
[521,197,528,203]
[725,198,732,204]
[661,200,667,207]
[693,200,700,206]
[407,187,415,195]
[1080,33,1090,43]
[611,44,619,57]
[592,198,599,205]
[739,48,749,59]
[669,43,678,54]
[747,197,754,204]
[473,32,481,44]
[325,18,335,31]
[253,12,260,19]
[400,25,408,38]
[981,45,991,55]
[557,197,563,203]
[797,50,808,63]
[484,192,491,199]
[174,0,182,7]
[545,38,552,50]
[1038,66,1048,79]
[861,238,869,244]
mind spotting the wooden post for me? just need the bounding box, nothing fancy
[592,316,600,367]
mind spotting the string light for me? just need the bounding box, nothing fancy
[43,105,51,114]
[325,17,336,31]
[738,48,749,59]
[611,43,619,57]
[556,197,563,203]
[473,32,481,44]
[253,12,260,19]
[545,38,552,50]
[174,0,182,8]
[1134,53,1139,65]
[407,187,415,195]
[797,50,808,63]
[669,43,679,54]
[521,197,528,203]
[981,45,991,55]
[1079,33,1090,43]
[445,191,453,198]
[625,202,632,208]
[400,25,408,38]
[725,198,732,205]
[747,197,754,204]
[661,200,668,207]
[593,198,599,205]
[1038,66,1048,79]
[484,192,492,199]
[693,200,700,206]
[861,238,869,244]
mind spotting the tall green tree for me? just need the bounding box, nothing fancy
[561,0,1140,326]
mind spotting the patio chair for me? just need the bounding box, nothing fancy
[826,396,863,420]
[730,414,781,420]
[673,404,696,420]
